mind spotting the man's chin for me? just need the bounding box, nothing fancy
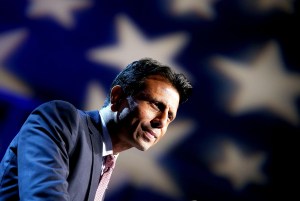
[136,141,152,151]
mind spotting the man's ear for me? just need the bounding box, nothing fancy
[110,85,125,111]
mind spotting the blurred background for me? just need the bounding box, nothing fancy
[1,0,299,200]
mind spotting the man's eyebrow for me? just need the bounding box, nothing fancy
[135,91,151,100]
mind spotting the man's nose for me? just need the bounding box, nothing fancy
[151,110,168,128]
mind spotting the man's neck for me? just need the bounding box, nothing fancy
[100,106,133,154]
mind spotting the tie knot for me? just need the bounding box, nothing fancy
[104,154,115,169]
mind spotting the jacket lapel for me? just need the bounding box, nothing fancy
[85,110,104,200]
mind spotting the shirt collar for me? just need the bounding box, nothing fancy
[99,109,114,157]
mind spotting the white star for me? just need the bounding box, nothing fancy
[26,0,92,29]
[212,41,300,125]
[83,80,107,110]
[210,140,267,190]
[168,0,219,20]
[108,118,197,199]
[87,14,193,80]
[0,68,33,97]
[0,29,33,97]
[0,29,28,62]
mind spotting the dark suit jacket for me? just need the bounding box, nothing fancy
[0,100,105,201]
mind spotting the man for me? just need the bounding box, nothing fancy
[0,58,192,201]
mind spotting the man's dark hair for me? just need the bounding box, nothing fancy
[103,58,192,107]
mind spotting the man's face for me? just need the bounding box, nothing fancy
[116,75,180,151]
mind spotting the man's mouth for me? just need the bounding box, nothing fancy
[144,130,157,141]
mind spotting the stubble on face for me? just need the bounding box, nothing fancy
[116,97,153,151]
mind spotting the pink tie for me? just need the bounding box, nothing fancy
[94,154,115,201]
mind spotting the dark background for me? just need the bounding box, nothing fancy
[1,0,299,200]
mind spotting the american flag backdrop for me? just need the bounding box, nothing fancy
[0,0,298,200]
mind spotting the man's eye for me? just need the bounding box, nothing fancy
[151,102,160,109]
[150,101,161,110]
